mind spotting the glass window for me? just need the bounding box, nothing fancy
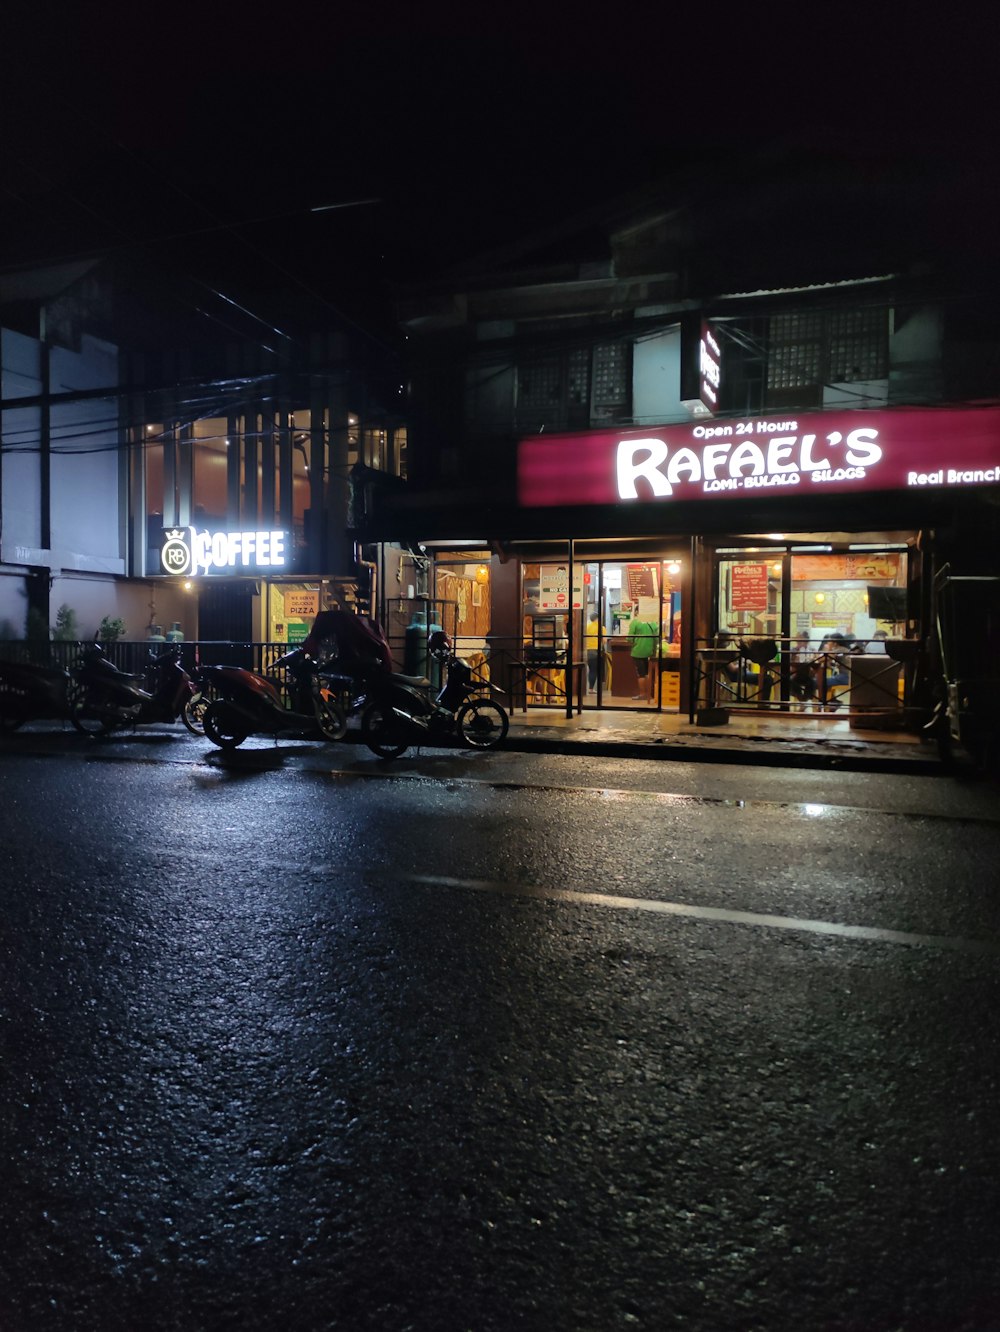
[363,428,386,470]
[767,306,888,393]
[144,422,164,571]
[434,552,491,647]
[393,426,408,479]
[192,416,229,527]
[717,554,783,640]
[789,551,906,646]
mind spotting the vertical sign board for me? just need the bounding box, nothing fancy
[699,321,722,415]
[731,562,770,612]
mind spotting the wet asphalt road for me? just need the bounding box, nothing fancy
[2,729,1000,1331]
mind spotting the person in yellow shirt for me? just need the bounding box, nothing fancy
[585,610,601,692]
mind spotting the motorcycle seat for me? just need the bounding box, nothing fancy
[87,657,143,683]
[392,672,430,687]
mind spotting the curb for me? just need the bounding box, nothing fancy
[498,729,946,775]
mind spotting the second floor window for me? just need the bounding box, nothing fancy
[767,306,888,402]
[516,340,630,432]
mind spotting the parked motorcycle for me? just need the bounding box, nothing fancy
[180,659,218,735]
[360,632,508,759]
[926,565,1000,773]
[199,648,347,750]
[70,641,197,736]
[0,656,77,732]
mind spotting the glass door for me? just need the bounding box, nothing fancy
[581,559,684,710]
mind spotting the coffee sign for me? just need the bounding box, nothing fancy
[160,527,289,576]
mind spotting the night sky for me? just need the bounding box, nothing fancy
[2,2,999,342]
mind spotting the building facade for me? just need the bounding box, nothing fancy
[0,259,406,649]
[370,143,1000,724]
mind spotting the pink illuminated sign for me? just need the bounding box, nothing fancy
[517,407,1000,508]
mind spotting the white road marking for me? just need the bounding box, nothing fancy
[408,874,1000,956]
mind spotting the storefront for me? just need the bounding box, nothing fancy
[427,404,1000,723]
[155,518,371,652]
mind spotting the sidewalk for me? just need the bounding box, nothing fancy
[498,703,943,774]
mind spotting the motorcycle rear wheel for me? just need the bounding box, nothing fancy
[203,700,248,750]
[456,698,509,749]
[360,703,409,759]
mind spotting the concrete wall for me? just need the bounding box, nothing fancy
[632,326,684,425]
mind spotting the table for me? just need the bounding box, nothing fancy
[847,654,902,723]
[696,648,741,708]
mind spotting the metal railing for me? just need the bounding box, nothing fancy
[2,633,915,723]
[694,635,910,717]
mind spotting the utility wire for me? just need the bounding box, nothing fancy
[0,85,398,357]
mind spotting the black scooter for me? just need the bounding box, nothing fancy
[199,648,347,750]
[0,656,76,732]
[70,642,196,735]
[360,632,509,759]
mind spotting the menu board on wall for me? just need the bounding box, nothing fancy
[731,562,769,611]
[625,564,659,604]
[792,554,900,581]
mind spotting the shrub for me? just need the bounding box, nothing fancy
[98,616,126,643]
[52,604,80,641]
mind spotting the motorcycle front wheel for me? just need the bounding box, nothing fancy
[315,692,347,742]
[0,705,24,733]
[360,703,409,759]
[203,700,248,750]
[182,689,214,736]
[456,698,509,749]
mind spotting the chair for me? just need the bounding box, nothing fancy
[740,638,778,705]
[527,617,562,702]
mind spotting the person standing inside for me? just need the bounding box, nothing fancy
[790,631,818,709]
[628,609,657,702]
[585,610,602,693]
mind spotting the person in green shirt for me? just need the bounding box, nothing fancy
[628,612,658,702]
